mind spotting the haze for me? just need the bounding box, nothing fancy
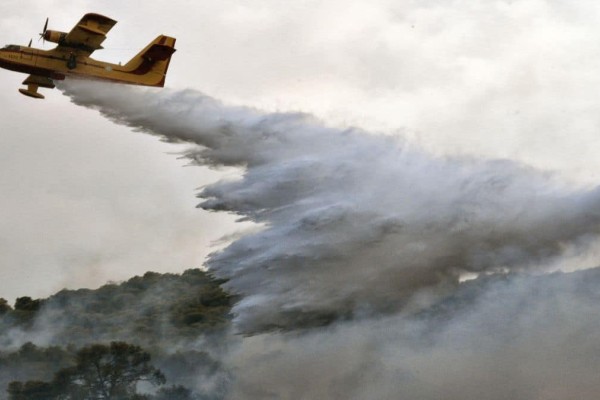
[2,1,600,305]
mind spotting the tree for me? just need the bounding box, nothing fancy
[66,342,166,399]
[0,297,11,314]
[14,297,41,312]
[7,342,166,400]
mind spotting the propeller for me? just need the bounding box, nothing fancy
[38,17,49,45]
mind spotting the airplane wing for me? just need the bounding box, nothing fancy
[58,13,117,56]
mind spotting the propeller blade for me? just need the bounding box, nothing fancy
[38,17,49,45]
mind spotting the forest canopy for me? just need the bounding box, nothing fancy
[0,269,233,400]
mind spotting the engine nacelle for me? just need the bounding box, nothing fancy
[43,30,67,44]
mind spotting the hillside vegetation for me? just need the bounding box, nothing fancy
[0,269,233,400]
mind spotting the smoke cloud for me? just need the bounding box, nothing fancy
[61,81,600,335]
[227,269,600,400]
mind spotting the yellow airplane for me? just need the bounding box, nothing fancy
[0,13,176,99]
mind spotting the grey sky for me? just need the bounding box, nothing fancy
[2,0,600,303]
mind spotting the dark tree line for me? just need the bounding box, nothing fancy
[0,270,232,399]
[7,342,198,400]
[1,269,233,348]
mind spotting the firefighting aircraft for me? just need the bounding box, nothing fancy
[0,13,176,99]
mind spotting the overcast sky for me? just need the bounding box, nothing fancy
[2,0,600,302]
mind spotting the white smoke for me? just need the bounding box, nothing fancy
[227,270,600,400]
[61,81,600,335]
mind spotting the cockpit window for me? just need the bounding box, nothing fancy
[2,45,20,51]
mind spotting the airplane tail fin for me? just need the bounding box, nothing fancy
[123,35,177,87]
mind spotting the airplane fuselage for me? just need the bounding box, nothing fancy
[0,45,166,86]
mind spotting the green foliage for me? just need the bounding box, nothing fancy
[0,299,11,315]
[68,342,166,399]
[8,342,166,400]
[1,297,44,327]
[0,343,73,398]
[13,298,41,312]
[26,269,235,347]
[0,269,233,400]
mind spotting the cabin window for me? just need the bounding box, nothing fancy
[3,45,20,51]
